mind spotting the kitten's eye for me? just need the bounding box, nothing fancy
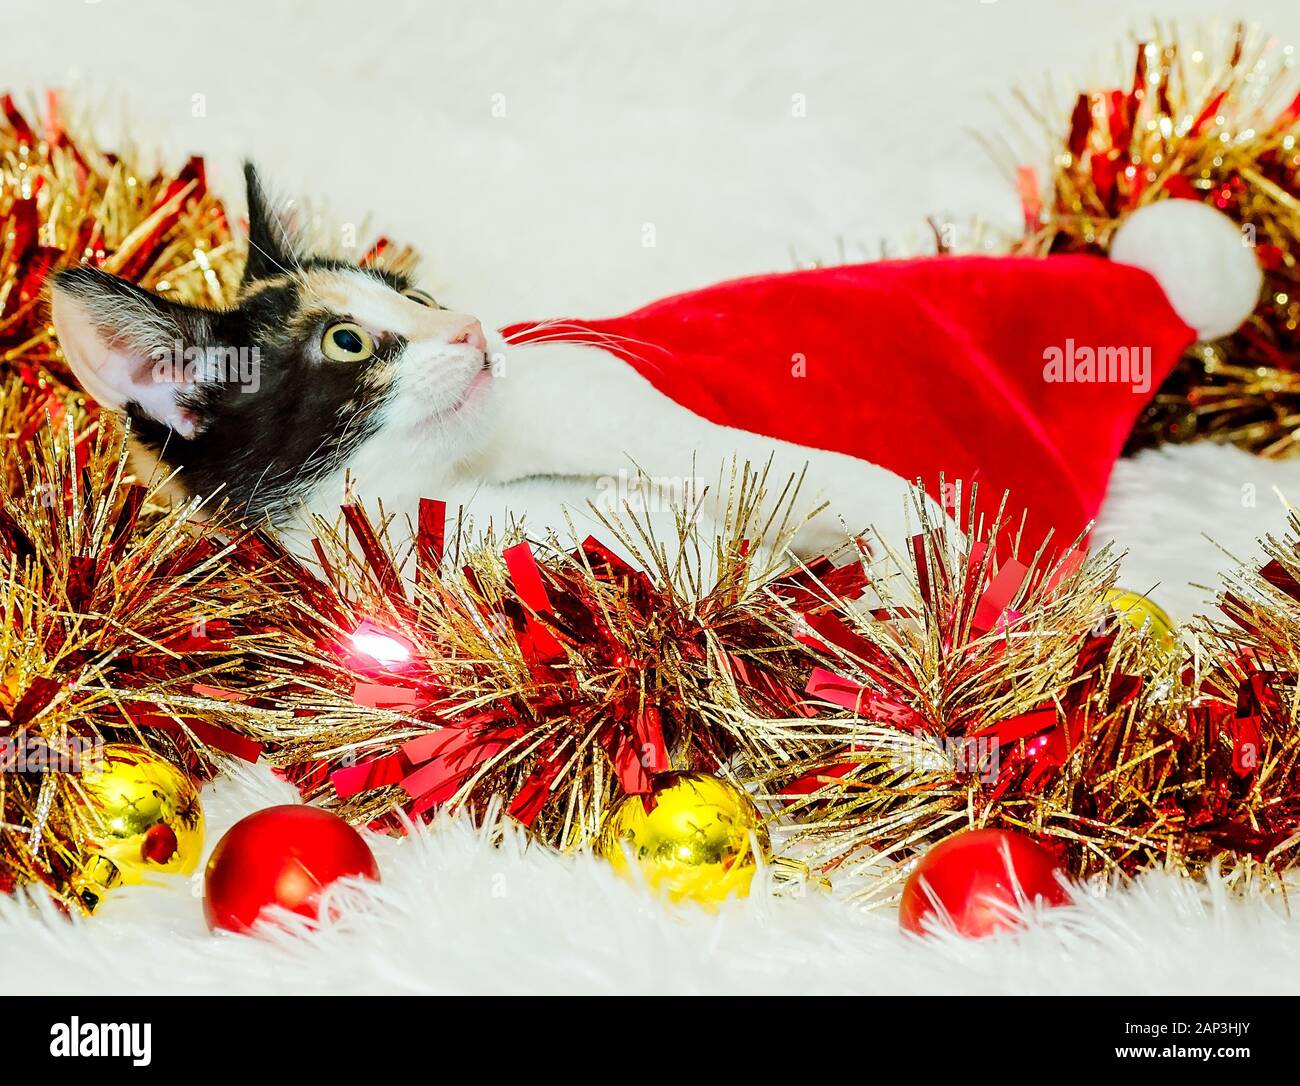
[402,289,442,309]
[321,321,375,362]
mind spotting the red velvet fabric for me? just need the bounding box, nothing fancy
[503,256,1195,552]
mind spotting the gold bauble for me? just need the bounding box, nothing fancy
[597,772,770,905]
[72,744,204,912]
[1104,588,1177,654]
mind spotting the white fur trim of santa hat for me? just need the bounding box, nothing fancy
[1109,199,1264,341]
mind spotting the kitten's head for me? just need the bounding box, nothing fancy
[49,164,496,524]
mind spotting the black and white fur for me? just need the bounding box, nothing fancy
[50,166,932,568]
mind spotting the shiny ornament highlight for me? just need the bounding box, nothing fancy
[597,772,769,905]
[73,744,204,913]
[899,828,1071,938]
[203,805,380,932]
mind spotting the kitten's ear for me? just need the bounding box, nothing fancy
[242,162,302,283]
[49,266,214,438]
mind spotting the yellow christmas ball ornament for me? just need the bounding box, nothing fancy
[597,772,770,905]
[1103,588,1177,654]
[71,744,204,913]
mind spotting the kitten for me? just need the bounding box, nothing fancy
[50,165,931,570]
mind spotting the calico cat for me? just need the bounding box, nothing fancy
[49,165,930,569]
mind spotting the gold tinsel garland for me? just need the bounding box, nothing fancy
[0,417,287,902]
[767,498,1300,903]
[0,95,282,907]
[237,482,850,850]
[1011,22,1300,455]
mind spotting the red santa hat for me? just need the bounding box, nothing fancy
[503,200,1262,554]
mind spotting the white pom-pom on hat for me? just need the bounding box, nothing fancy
[1109,199,1263,341]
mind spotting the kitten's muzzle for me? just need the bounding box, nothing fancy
[446,316,486,353]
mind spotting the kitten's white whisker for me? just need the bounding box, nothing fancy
[504,319,672,358]
[242,458,279,515]
[504,329,671,378]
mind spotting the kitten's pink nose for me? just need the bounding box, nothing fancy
[450,318,486,353]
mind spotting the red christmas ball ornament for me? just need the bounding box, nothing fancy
[899,828,1071,938]
[203,805,380,932]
